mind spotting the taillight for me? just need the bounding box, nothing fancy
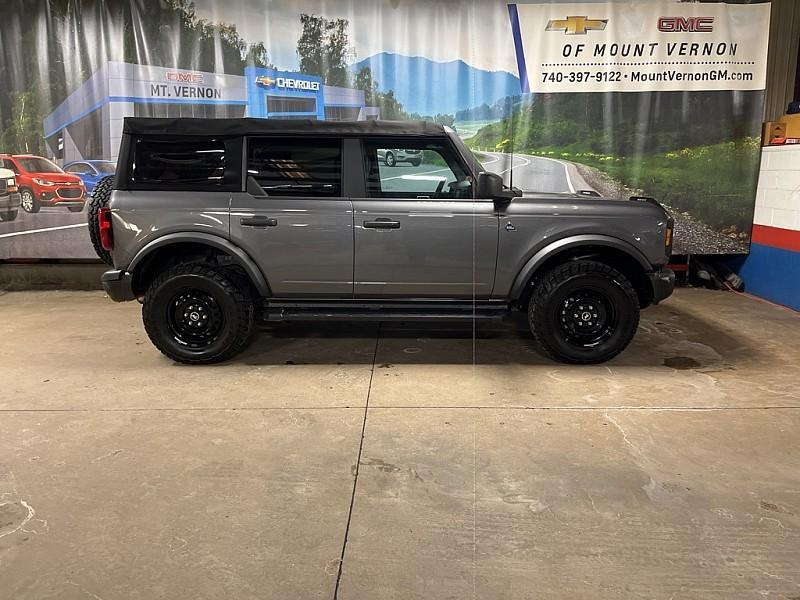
[98,206,114,251]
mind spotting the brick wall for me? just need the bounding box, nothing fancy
[736,145,800,310]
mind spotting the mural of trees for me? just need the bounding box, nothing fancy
[0,0,258,153]
[297,14,351,87]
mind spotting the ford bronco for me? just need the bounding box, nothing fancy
[95,118,674,365]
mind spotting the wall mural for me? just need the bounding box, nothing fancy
[0,0,770,259]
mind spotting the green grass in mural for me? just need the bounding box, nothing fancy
[470,135,761,233]
[548,139,761,233]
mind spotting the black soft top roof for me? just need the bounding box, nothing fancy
[122,117,448,137]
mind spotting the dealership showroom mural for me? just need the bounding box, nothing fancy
[0,0,770,259]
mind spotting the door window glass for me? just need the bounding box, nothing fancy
[247,138,341,197]
[130,137,235,189]
[65,163,90,174]
[0,159,18,173]
[362,140,471,199]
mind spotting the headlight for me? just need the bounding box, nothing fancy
[33,178,55,186]
[6,178,13,186]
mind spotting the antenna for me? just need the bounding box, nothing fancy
[509,96,515,190]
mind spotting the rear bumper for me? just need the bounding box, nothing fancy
[101,269,136,302]
[0,192,20,210]
[648,267,675,304]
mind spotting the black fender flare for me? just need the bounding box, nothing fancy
[509,234,653,301]
[127,232,271,296]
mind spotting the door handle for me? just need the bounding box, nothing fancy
[363,219,400,229]
[241,216,277,228]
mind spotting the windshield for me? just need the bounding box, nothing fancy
[95,162,116,174]
[18,157,63,174]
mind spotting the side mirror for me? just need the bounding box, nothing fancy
[476,171,520,202]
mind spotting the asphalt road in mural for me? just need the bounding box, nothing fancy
[0,153,580,260]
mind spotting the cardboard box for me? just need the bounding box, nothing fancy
[763,121,786,145]
[782,113,800,139]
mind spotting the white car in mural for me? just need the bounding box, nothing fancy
[377,148,422,167]
[0,167,20,222]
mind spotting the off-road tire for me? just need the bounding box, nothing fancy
[142,263,255,364]
[0,209,18,222]
[87,175,114,265]
[528,260,640,364]
[385,151,396,167]
[20,188,39,213]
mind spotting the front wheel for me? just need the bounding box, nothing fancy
[385,151,396,167]
[528,260,640,364]
[20,189,40,213]
[142,264,255,364]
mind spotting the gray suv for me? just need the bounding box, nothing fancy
[97,118,674,365]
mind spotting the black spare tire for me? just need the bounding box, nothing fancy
[88,175,115,265]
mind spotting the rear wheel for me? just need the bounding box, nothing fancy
[142,263,255,364]
[528,260,640,364]
[0,209,18,221]
[20,189,39,213]
[87,175,114,265]
[410,159,421,167]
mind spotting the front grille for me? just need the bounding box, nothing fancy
[57,187,83,199]
[0,180,6,194]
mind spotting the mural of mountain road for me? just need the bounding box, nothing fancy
[480,151,580,194]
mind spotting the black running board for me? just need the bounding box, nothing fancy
[260,299,511,322]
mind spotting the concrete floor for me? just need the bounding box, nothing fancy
[0,288,798,599]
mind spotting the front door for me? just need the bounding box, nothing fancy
[230,136,353,297]
[353,138,498,298]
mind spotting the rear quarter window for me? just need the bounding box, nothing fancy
[127,137,242,191]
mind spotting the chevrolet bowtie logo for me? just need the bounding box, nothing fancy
[546,16,608,35]
[255,75,276,87]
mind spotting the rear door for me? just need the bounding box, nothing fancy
[229,136,354,297]
[352,137,498,298]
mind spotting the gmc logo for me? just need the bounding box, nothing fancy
[658,17,714,33]
[166,71,205,84]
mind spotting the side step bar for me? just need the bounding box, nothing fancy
[260,300,511,322]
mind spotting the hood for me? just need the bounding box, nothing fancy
[29,172,83,184]
[512,191,670,221]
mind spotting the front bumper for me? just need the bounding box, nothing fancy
[101,269,136,302]
[0,192,21,210]
[648,267,675,304]
[38,187,85,205]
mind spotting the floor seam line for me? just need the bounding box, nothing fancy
[0,405,799,413]
[333,323,380,599]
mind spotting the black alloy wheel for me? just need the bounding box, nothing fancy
[528,260,640,364]
[166,290,225,350]
[557,291,616,349]
[142,263,255,364]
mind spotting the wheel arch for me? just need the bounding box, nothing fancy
[510,235,655,308]
[127,233,270,298]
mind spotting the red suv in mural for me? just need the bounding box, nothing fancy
[0,154,86,213]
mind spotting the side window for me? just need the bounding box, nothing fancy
[247,138,341,197]
[129,137,240,191]
[2,159,19,174]
[362,139,472,199]
[66,163,89,174]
